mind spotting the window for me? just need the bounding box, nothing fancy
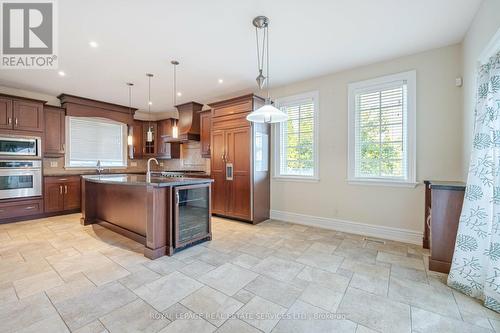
[275,91,319,180]
[66,117,127,168]
[348,71,416,186]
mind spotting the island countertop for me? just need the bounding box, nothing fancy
[82,174,213,187]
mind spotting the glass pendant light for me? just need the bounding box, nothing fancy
[246,16,288,124]
[146,73,154,142]
[127,82,134,145]
[171,60,179,139]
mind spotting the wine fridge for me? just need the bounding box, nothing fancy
[173,183,211,249]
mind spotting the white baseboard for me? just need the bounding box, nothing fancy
[270,210,423,245]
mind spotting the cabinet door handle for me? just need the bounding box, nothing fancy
[58,178,68,181]
[14,118,18,127]
[59,185,63,194]
[175,192,179,205]
[7,118,12,125]
[65,185,68,194]
[24,206,35,210]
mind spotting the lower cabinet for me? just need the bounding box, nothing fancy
[44,176,81,213]
[0,198,43,220]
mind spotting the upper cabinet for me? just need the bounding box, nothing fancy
[44,106,66,157]
[200,110,211,158]
[0,94,45,132]
[143,122,157,157]
[129,120,143,160]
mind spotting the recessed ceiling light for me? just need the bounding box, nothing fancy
[58,71,66,76]
[89,41,98,48]
[218,79,223,84]
[148,101,153,105]
[177,92,182,97]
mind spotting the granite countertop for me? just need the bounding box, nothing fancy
[424,180,466,191]
[81,174,213,187]
[44,171,146,177]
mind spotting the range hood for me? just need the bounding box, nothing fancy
[167,101,203,142]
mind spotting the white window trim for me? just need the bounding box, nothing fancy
[347,70,417,187]
[273,91,320,181]
[65,116,128,170]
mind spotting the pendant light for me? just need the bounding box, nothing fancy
[171,60,179,139]
[126,82,134,146]
[246,16,288,124]
[146,73,154,142]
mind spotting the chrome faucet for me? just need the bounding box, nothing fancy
[146,158,159,182]
[96,160,104,174]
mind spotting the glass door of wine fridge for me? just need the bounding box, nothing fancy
[173,183,211,249]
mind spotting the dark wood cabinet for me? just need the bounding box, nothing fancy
[44,106,65,157]
[157,119,173,137]
[208,94,270,224]
[12,100,43,132]
[0,198,43,220]
[424,180,465,274]
[129,120,143,159]
[44,176,81,213]
[143,122,157,157]
[0,98,13,129]
[200,110,211,158]
[0,94,45,132]
[157,119,180,159]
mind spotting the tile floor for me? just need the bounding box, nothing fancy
[0,213,499,332]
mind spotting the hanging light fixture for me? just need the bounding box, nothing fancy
[246,16,288,123]
[127,82,134,146]
[171,60,179,139]
[146,73,154,142]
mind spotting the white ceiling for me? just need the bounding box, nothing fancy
[0,0,481,113]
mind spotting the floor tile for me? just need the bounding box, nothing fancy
[388,277,461,318]
[46,273,96,304]
[252,256,304,282]
[338,287,411,333]
[376,251,424,271]
[411,307,492,333]
[340,259,390,278]
[216,319,261,333]
[244,275,302,307]
[237,296,287,333]
[390,265,428,283]
[296,249,344,273]
[178,260,216,278]
[134,271,203,311]
[118,265,162,290]
[299,282,344,312]
[16,314,69,333]
[198,263,258,296]
[0,293,59,333]
[350,272,388,296]
[180,286,243,327]
[143,257,187,276]
[231,253,261,269]
[296,266,350,293]
[54,282,137,330]
[272,300,357,333]
[157,316,216,333]
[100,298,171,332]
[84,263,130,286]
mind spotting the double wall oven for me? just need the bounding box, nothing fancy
[0,136,42,200]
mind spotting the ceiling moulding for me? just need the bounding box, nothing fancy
[58,93,137,125]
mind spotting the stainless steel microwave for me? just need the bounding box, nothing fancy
[0,136,41,158]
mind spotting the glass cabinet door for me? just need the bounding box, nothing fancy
[174,184,210,247]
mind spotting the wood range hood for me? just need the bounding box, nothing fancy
[167,101,203,142]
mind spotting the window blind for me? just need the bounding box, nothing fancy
[67,117,126,168]
[279,98,315,176]
[354,82,407,179]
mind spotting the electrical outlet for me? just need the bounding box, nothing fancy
[130,161,137,167]
[160,162,164,167]
[50,161,58,168]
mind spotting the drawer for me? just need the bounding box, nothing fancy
[0,199,43,219]
[44,176,81,184]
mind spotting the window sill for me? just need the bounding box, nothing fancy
[347,179,419,188]
[273,176,320,183]
[65,166,127,170]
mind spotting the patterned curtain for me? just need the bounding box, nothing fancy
[448,51,500,313]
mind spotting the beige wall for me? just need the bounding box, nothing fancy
[270,44,463,235]
[461,0,500,178]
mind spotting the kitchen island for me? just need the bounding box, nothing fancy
[81,174,212,259]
